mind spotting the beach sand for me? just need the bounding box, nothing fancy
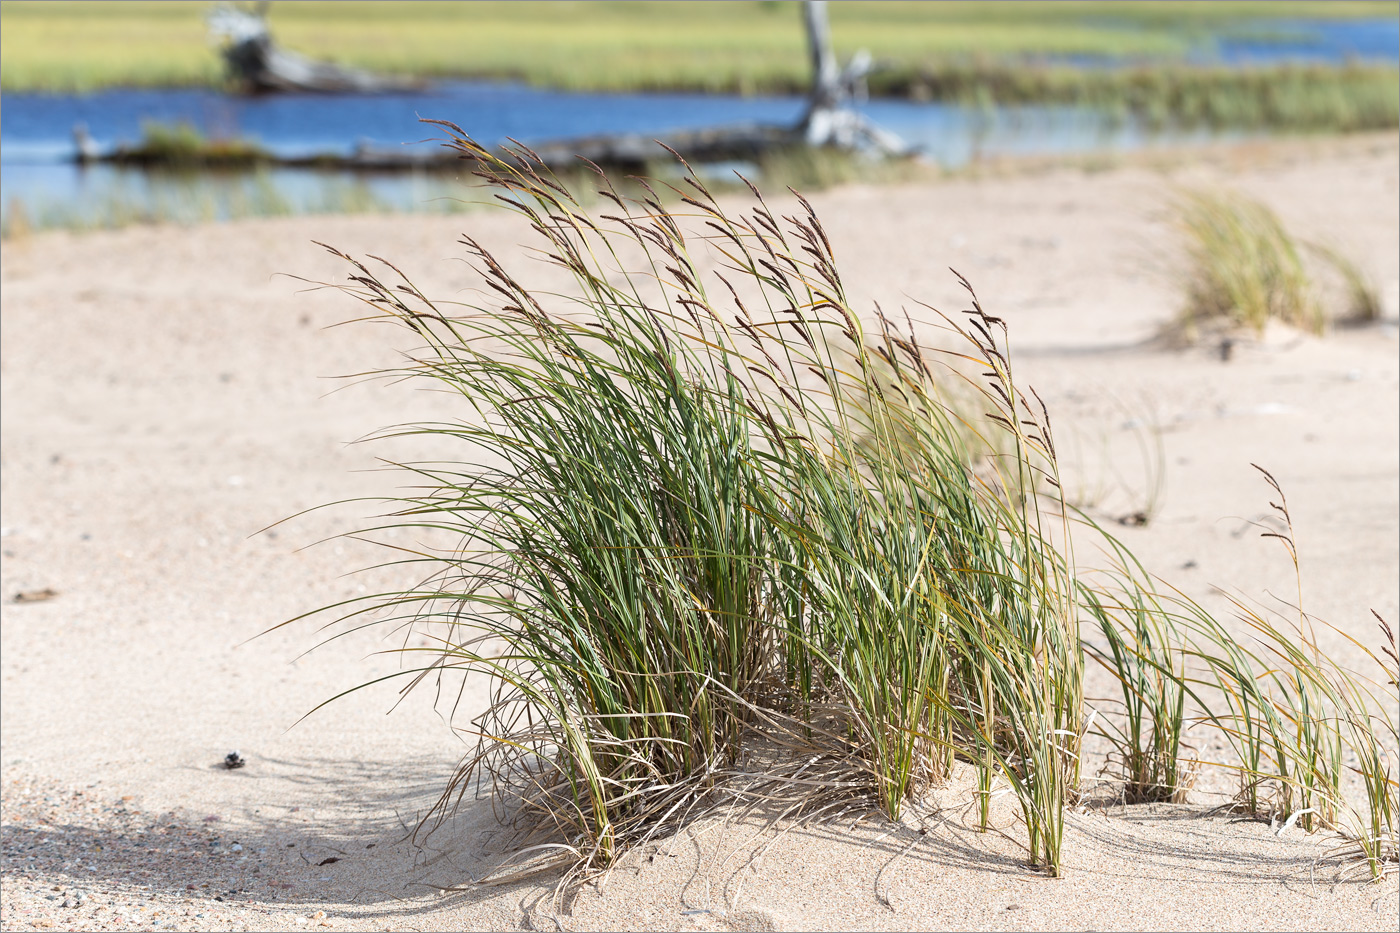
[2,133,1397,931]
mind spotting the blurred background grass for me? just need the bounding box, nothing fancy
[2,0,1395,93]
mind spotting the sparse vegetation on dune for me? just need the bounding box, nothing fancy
[286,124,1397,890]
[1311,240,1387,323]
[1174,187,1385,339]
[1175,188,1322,337]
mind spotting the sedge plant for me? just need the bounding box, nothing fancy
[287,121,1396,887]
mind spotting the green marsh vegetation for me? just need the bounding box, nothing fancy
[1174,188,1386,339]
[109,120,272,168]
[283,123,1398,889]
[3,1,1396,135]
[0,170,391,237]
[0,152,554,237]
[0,1,1383,92]
[873,60,1400,134]
[0,131,932,238]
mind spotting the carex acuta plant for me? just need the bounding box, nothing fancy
[285,120,1395,886]
[1174,469,1398,878]
[1081,552,1193,805]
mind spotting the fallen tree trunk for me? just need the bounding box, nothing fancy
[210,3,423,95]
[797,1,909,156]
[222,34,423,95]
[79,122,805,173]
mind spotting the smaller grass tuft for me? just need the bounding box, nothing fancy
[1,197,33,241]
[1174,188,1388,340]
[1174,188,1322,338]
[1309,242,1386,323]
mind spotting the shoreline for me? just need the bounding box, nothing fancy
[5,130,1398,242]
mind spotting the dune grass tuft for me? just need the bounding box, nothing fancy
[288,124,1397,887]
[1309,242,1386,323]
[1174,188,1388,339]
[1174,188,1322,337]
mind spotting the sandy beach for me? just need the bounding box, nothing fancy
[2,133,1397,931]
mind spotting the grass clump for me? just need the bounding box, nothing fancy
[1175,188,1321,337]
[1309,242,1386,323]
[1174,188,1387,338]
[1083,566,1194,804]
[1179,470,1397,870]
[295,122,1085,878]
[290,122,1397,887]
[1,197,33,241]
[109,120,273,169]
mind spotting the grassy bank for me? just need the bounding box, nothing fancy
[2,1,1395,93]
[874,61,1400,132]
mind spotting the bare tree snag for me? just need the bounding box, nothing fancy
[208,2,422,95]
[798,1,909,155]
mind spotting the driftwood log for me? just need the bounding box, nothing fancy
[797,1,909,155]
[81,122,801,174]
[209,3,422,95]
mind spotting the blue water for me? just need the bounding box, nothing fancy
[0,81,1205,226]
[1,17,1394,229]
[0,82,803,222]
[1209,18,1399,65]
[1,83,814,163]
[0,79,1263,226]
